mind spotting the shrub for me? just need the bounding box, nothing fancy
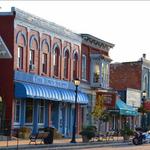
[79,125,96,140]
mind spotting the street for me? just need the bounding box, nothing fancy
[81,144,150,150]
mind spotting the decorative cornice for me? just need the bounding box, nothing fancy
[11,7,82,45]
[81,34,114,52]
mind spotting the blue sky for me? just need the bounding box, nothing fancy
[1,1,150,63]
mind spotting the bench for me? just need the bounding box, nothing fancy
[29,132,49,144]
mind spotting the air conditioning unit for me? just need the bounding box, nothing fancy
[29,64,35,70]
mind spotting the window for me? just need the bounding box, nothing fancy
[17,46,23,69]
[73,53,78,79]
[143,75,148,91]
[38,100,45,124]
[25,100,33,123]
[101,62,109,87]
[42,53,47,74]
[53,48,59,77]
[82,55,86,80]
[64,50,69,79]
[29,49,34,65]
[93,64,100,83]
[14,99,21,123]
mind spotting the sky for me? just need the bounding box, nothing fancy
[0,1,150,63]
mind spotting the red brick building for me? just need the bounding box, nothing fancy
[0,7,88,136]
[80,34,116,131]
[110,54,150,128]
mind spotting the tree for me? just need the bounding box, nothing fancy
[91,95,105,119]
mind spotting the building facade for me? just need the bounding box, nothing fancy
[110,54,150,129]
[80,34,116,131]
[0,7,89,137]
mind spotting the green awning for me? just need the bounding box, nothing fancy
[116,99,139,116]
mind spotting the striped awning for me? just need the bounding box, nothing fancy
[15,82,88,104]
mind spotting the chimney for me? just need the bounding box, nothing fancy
[143,53,146,59]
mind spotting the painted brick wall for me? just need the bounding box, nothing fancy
[0,14,14,126]
[110,61,142,90]
[14,25,81,81]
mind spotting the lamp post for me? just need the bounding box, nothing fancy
[141,90,147,130]
[70,78,80,143]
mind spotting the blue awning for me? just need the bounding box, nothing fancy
[15,82,88,104]
[15,82,62,101]
[116,99,139,116]
[60,88,88,104]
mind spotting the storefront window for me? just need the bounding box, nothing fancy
[38,100,44,124]
[17,46,23,69]
[25,100,33,123]
[14,99,21,123]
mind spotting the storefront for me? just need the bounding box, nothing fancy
[13,71,89,136]
[115,99,139,130]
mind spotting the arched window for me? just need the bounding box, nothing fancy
[53,47,59,77]
[64,50,69,79]
[17,46,23,69]
[73,53,78,79]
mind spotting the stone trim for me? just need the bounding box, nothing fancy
[12,7,82,44]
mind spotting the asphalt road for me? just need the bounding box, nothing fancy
[81,144,150,150]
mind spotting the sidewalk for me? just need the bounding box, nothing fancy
[0,136,131,150]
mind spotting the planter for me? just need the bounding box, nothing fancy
[82,135,90,143]
[19,132,30,139]
[123,135,130,141]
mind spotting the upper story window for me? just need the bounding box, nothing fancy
[53,47,59,77]
[102,62,109,87]
[29,49,35,71]
[14,99,21,123]
[38,100,45,124]
[82,55,86,80]
[143,75,148,92]
[93,64,100,83]
[42,53,47,74]
[64,50,69,79]
[17,46,23,69]
[73,53,78,80]
[29,50,34,65]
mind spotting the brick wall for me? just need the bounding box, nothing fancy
[110,61,142,90]
[14,25,81,81]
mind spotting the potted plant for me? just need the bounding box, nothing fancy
[19,127,31,139]
[79,125,96,142]
[120,125,133,141]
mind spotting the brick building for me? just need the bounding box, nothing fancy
[110,54,150,128]
[0,7,89,137]
[80,34,116,131]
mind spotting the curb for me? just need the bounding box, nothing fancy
[0,141,132,150]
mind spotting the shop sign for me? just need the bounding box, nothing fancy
[96,92,116,108]
[144,100,150,111]
[14,71,75,90]
[126,88,141,107]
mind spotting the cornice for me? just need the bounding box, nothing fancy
[81,34,114,52]
[12,7,82,44]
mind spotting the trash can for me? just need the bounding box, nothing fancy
[43,127,54,144]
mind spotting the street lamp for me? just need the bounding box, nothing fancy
[141,90,147,130]
[70,78,80,143]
